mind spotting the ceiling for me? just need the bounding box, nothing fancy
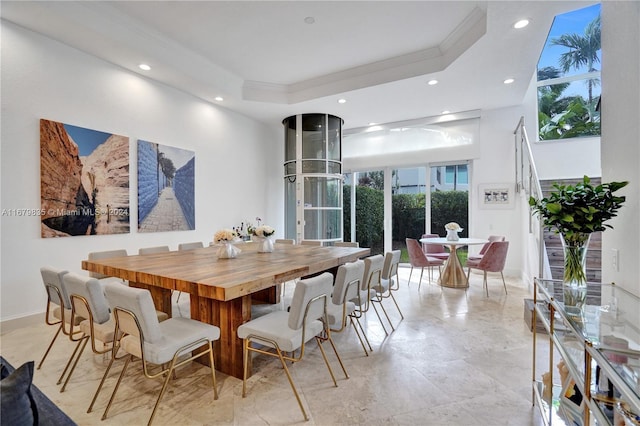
[1,1,594,130]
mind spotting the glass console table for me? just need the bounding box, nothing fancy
[532,278,640,425]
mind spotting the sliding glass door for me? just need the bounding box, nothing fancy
[343,170,384,255]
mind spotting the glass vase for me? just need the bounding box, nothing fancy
[255,236,274,253]
[217,242,240,259]
[446,229,460,241]
[560,232,591,312]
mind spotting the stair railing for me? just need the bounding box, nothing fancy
[514,117,550,280]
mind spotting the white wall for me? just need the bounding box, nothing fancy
[0,22,283,322]
[600,1,640,298]
[471,106,524,279]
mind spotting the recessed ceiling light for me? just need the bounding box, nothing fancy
[304,16,315,24]
[337,98,347,104]
[215,96,224,102]
[138,64,151,71]
[427,79,438,86]
[503,78,515,84]
[514,19,529,29]
[441,110,450,115]
[368,122,377,126]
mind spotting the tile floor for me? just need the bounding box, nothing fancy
[1,267,550,425]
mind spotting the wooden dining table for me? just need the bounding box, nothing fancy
[82,242,369,379]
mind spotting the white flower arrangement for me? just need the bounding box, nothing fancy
[214,229,238,243]
[253,225,275,238]
[445,222,462,231]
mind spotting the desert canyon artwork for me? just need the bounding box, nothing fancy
[40,119,130,237]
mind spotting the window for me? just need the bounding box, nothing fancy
[537,4,601,141]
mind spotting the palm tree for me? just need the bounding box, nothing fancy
[550,15,601,104]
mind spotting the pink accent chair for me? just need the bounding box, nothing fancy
[466,241,509,296]
[467,235,506,261]
[406,238,444,289]
[420,234,450,260]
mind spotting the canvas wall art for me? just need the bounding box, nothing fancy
[40,119,130,237]
[137,140,195,232]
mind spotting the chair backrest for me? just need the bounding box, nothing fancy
[178,242,203,251]
[332,261,365,305]
[421,233,445,254]
[104,282,162,343]
[334,241,359,248]
[64,273,110,324]
[382,250,401,280]
[300,240,323,246]
[40,267,70,309]
[362,255,384,292]
[88,249,128,279]
[138,246,170,255]
[288,272,333,330]
[477,241,509,272]
[275,239,295,245]
[406,238,432,268]
[478,235,506,255]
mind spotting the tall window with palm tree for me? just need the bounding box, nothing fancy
[537,4,601,141]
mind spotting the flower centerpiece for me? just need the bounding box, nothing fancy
[251,224,276,253]
[213,229,241,259]
[445,222,463,241]
[529,176,627,310]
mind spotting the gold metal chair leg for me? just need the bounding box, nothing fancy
[275,347,308,421]
[418,268,425,290]
[315,337,338,387]
[60,337,89,392]
[349,317,370,356]
[376,299,395,331]
[148,358,176,426]
[501,272,508,294]
[102,355,132,421]
[370,302,389,336]
[408,267,413,285]
[389,291,404,319]
[207,343,218,400]
[325,336,349,379]
[351,316,373,353]
[88,353,117,413]
[57,337,85,385]
[242,339,249,397]
[38,324,63,370]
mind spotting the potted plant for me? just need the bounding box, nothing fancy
[529,176,627,309]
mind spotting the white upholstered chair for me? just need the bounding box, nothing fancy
[374,250,404,321]
[237,272,347,421]
[138,245,170,255]
[300,239,323,246]
[88,249,128,287]
[178,241,203,251]
[38,267,83,370]
[99,283,220,425]
[59,273,115,393]
[326,261,371,356]
[275,239,295,244]
[351,255,392,335]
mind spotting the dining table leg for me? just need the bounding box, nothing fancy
[439,247,469,288]
[189,293,251,380]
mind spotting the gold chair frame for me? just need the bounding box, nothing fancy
[242,293,347,421]
[38,284,84,371]
[99,307,218,426]
[58,294,113,392]
[330,276,372,356]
